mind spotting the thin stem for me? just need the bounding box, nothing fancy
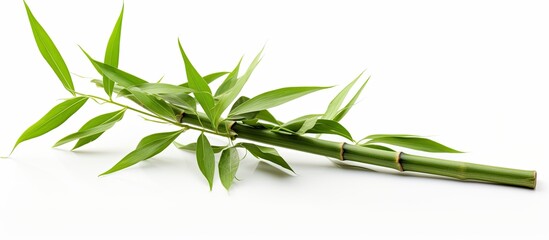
[75,92,228,138]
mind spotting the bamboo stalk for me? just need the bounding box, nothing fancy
[181,113,537,189]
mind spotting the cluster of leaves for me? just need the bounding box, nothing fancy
[7,3,460,191]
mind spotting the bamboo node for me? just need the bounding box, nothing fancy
[339,142,346,161]
[227,121,238,140]
[395,151,403,172]
[177,111,186,123]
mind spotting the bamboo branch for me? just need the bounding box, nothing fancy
[181,113,537,189]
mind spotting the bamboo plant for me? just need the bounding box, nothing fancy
[5,2,537,190]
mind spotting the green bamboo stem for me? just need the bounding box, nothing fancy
[181,113,537,189]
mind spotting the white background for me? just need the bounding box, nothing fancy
[1,0,547,239]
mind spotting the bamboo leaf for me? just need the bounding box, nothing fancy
[361,144,395,152]
[219,147,240,190]
[122,83,193,96]
[281,117,352,141]
[306,119,353,141]
[81,49,147,87]
[364,137,462,153]
[204,72,229,84]
[103,4,124,98]
[323,71,364,120]
[333,76,370,122]
[11,97,88,155]
[212,50,262,126]
[214,58,242,97]
[24,2,74,95]
[180,71,229,87]
[196,133,215,190]
[56,109,126,149]
[100,130,184,176]
[127,88,175,120]
[226,96,280,124]
[159,93,197,113]
[173,142,225,153]
[178,39,215,123]
[229,86,331,117]
[238,143,294,174]
[360,134,419,143]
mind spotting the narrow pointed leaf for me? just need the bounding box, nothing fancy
[128,88,175,120]
[159,93,197,113]
[204,72,229,84]
[297,117,319,135]
[306,119,353,141]
[229,86,331,117]
[178,40,215,123]
[11,97,88,154]
[103,4,124,98]
[226,96,279,124]
[24,2,74,95]
[281,118,353,141]
[81,49,147,87]
[238,143,294,174]
[180,71,228,87]
[323,71,364,120]
[333,76,370,122]
[219,147,240,190]
[54,122,118,148]
[360,134,420,143]
[174,142,225,153]
[213,51,262,125]
[281,114,323,129]
[214,58,242,97]
[361,144,395,152]
[180,72,229,87]
[364,137,462,153]
[123,83,193,95]
[100,130,184,176]
[56,109,126,149]
[196,133,215,190]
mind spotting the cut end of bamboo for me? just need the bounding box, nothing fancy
[532,170,537,189]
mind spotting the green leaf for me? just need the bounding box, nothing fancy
[204,72,229,84]
[281,118,353,141]
[361,144,395,152]
[103,4,124,98]
[364,136,462,153]
[226,96,280,124]
[306,119,353,141]
[180,72,229,87]
[213,53,263,126]
[100,130,184,176]
[219,147,240,190]
[55,109,126,149]
[238,143,294,174]
[178,39,215,124]
[24,2,74,95]
[214,58,242,97]
[229,86,331,117]
[159,93,197,113]
[212,50,263,126]
[173,142,225,153]
[281,114,323,129]
[81,49,147,87]
[333,76,370,122]
[196,133,216,190]
[360,134,419,142]
[323,71,364,120]
[127,88,175,120]
[121,83,193,96]
[10,97,88,155]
